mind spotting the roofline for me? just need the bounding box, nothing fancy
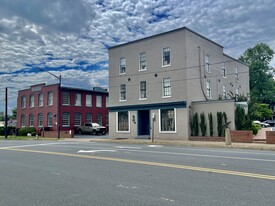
[108,26,223,49]
[61,86,108,94]
[223,53,249,67]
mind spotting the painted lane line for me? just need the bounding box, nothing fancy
[161,197,175,202]
[77,150,116,153]
[115,146,142,149]
[0,142,60,149]
[118,148,275,163]
[117,184,139,189]
[148,145,163,148]
[2,148,275,181]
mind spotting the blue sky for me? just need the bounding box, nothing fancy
[1,0,275,114]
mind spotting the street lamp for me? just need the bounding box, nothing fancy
[45,71,61,139]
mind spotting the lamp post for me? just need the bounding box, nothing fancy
[5,87,8,139]
[46,71,61,139]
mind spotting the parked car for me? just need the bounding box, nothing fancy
[253,120,270,128]
[263,120,275,127]
[76,123,108,135]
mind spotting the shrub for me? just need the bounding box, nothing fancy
[193,113,199,136]
[251,123,261,135]
[217,112,223,137]
[18,127,36,136]
[208,113,213,137]
[199,112,207,136]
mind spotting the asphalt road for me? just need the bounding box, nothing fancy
[1,140,275,206]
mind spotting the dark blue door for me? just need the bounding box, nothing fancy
[138,110,150,136]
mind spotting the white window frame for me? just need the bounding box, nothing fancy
[139,52,147,71]
[223,85,227,99]
[21,95,26,108]
[96,113,103,126]
[86,94,92,107]
[222,63,226,78]
[162,47,171,67]
[47,112,53,127]
[62,112,70,127]
[116,111,130,133]
[159,108,177,133]
[162,78,171,98]
[85,113,92,123]
[62,92,70,106]
[120,57,126,74]
[139,81,147,100]
[47,91,53,106]
[30,94,34,108]
[75,93,81,106]
[29,114,34,127]
[120,84,126,101]
[206,81,211,99]
[74,112,82,126]
[235,88,239,97]
[38,93,43,107]
[21,115,25,127]
[96,95,102,107]
[235,67,239,80]
[205,55,210,73]
[38,113,43,128]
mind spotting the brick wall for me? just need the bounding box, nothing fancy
[189,136,225,141]
[266,131,275,144]
[43,130,74,138]
[230,130,253,143]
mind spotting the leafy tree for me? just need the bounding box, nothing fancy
[249,102,273,121]
[239,43,275,103]
[11,108,17,120]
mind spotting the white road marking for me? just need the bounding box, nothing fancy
[117,148,275,163]
[115,146,142,149]
[148,145,163,148]
[77,150,116,153]
[161,197,175,202]
[0,142,60,149]
[117,184,139,189]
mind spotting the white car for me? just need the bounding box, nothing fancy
[253,120,270,128]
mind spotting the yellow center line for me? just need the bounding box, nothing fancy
[2,147,275,181]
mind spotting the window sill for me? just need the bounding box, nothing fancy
[162,96,171,98]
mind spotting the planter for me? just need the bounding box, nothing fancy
[230,130,253,143]
[266,131,275,144]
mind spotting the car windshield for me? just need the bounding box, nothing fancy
[92,123,100,127]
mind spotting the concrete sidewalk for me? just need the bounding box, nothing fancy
[62,137,275,151]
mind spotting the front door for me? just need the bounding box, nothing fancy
[138,110,150,137]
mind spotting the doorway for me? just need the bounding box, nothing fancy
[137,110,150,138]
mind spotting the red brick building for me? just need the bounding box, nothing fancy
[16,83,109,138]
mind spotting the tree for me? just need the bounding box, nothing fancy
[11,108,17,120]
[249,102,273,121]
[239,43,275,103]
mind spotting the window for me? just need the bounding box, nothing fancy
[74,113,82,126]
[96,95,102,107]
[38,113,43,127]
[21,96,26,108]
[30,94,34,108]
[235,88,239,97]
[21,115,25,127]
[85,113,92,123]
[160,109,175,132]
[206,81,211,98]
[222,63,226,77]
[117,111,129,132]
[120,84,126,101]
[223,85,227,99]
[139,52,147,70]
[29,114,34,127]
[62,92,70,105]
[62,113,70,127]
[106,114,109,126]
[140,81,147,99]
[120,57,126,74]
[96,114,102,126]
[47,112,53,127]
[48,92,53,106]
[235,67,239,79]
[86,94,92,107]
[38,93,43,107]
[163,78,171,97]
[106,96,109,107]
[163,47,170,66]
[205,55,210,73]
[75,93,81,106]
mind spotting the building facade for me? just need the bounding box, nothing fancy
[16,84,109,137]
[108,27,249,140]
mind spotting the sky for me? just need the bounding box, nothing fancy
[1,0,275,115]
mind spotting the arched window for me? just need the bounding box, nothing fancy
[47,112,53,127]
[38,93,43,107]
[21,114,25,127]
[38,113,43,127]
[30,94,34,107]
[74,113,82,126]
[29,114,34,127]
[21,96,26,108]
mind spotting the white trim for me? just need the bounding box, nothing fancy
[116,111,131,133]
[162,47,171,67]
[139,52,147,71]
[158,108,177,133]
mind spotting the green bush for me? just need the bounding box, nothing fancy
[18,127,36,136]
[0,126,16,135]
[251,123,261,135]
[199,112,207,136]
[208,113,213,137]
[193,113,199,136]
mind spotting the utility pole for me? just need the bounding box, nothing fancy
[5,87,8,138]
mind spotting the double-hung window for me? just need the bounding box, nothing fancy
[163,47,170,66]
[74,113,82,126]
[235,67,239,80]
[47,112,53,127]
[62,113,70,127]
[96,96,102,107]
[62,92,70,105]
[163,78,171,97]
[120,57,126,74]
[223,85,227,99]
[38,93,43,107]
[86,94,92,107]
[206,81,211,98]
[140,81,147,99]
[38,113,43,127]
[21,96,26,108]
[205,55,210,73]
[30,94,34,108]
[21,115,25,127]
[222,63,226,77]
[96,114,102,126]
[75,93,81,106]
[120,84,126,101]
[47,92,53,106]
[29,114,34,127]
[139,52,147,70]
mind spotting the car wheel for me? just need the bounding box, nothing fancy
[92,130,96,135]
[78,130,82,135]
